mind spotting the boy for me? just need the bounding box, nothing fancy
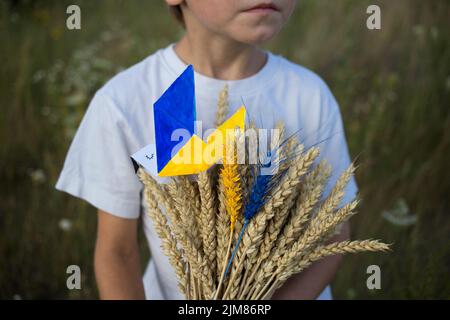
[55,0,357,300]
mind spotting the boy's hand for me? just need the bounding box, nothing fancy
[94,210,146,300]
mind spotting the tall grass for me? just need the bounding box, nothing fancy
[0,0,449,299]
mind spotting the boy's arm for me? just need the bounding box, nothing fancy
[271,221,350,300]
[94,210,146,300]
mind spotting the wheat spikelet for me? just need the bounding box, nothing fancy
[215,84,229,128]
[312,164,355,223]
[140,172,181,227]
[272,120,285,169]
[233,131,245,241]
[181,176,202,233]
[293,240,390,274]
[139,169,188,295]
[188,177,202,232]
[223,203,272,298]
[180,232,215,299]
[288,239,388,281]
[216,169,230,281]
[221,146,242,231]
[272,200,359,283]
[166,177,203,252]
[279,161,331,249]
[197,170,217,280]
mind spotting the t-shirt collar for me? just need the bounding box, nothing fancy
[161,43,280,99]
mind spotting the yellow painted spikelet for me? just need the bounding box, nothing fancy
[220,141,242,231]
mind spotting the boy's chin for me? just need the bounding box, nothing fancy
[232,29,280,45]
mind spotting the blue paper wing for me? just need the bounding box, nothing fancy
[153,65,196,173]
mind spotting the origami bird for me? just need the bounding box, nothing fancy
[132,65,246,177]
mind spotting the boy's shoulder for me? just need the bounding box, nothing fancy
[272,54,340,120]
[96,49,164,101]
[93,47,180,116]
[275,54,333,97]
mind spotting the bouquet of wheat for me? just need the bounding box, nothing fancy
[137,86,389,300]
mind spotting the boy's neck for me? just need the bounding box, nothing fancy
[174,34,267,81]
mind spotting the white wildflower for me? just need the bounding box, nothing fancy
[59,219,73,232]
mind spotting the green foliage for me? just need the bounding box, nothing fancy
[0,0,449,299]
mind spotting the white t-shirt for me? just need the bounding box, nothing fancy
[55,43,357,300]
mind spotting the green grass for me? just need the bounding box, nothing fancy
[1,0,449,299]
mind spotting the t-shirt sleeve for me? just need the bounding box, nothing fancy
[55,91,143,219]
[305,82,358,207]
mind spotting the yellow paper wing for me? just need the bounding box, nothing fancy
[159,106,246,176]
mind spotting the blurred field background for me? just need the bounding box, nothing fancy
[0,0,449,299]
